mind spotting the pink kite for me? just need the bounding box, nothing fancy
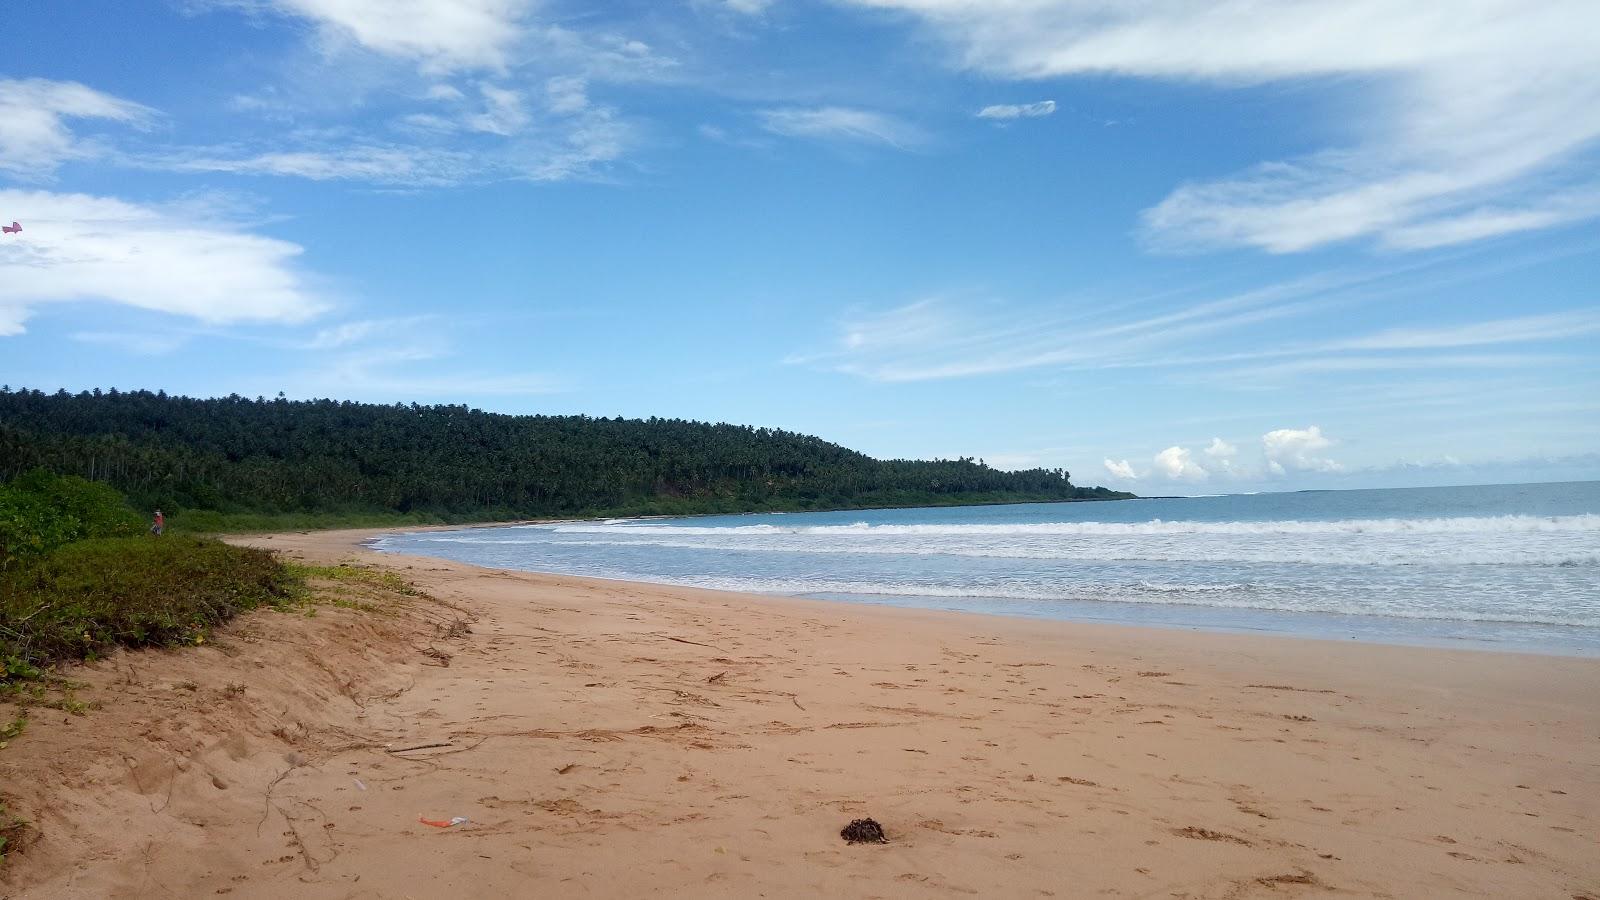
[1,222,19,235]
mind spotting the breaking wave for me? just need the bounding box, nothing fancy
[547,513,1600,537]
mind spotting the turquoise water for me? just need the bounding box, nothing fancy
[375,481,1600,656]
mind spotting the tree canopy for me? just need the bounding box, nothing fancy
[0,387,1132,521]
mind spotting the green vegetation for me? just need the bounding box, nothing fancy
[0,715,23,746]
[2,536,296,675]
[286,561,424,612]
[1,470,299,685]
[0,387,1132,529]
[0,799,25,858]
[0,469,144,568]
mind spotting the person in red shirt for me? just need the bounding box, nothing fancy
[150,509,164,536]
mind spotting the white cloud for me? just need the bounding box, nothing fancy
[168,145,474,186]
[464,84,529,135]
[794,272,1358,382]
[244,0,532,71]
[304,315,436,350]
[0,79,152,179]
[1202,436,1240,475]
[1153,445,1208,481]
[1103,458,1138,480]
[544,76,589,115]
[977,100,1055,120]
[1328,309,1600,352]
[69,331,190,356]
[292,346,565,398]
[0,189,326,336]
[722,0,775,13]
[795,254,1592,385]
[1263,425,1343,475]
[843,0,1600,252]
[759,107,924,149]
[425,84,466,102]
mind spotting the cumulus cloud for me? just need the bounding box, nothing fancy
[1263,425,1343,475]
[976,100,1055,120]
[1204,437,1237,459]
[759,107,925,149]
[0,189,326,336]
[0,79,152,179]
[1103,458,1138,480]
[1153,445,1208,481]
[842,0,1600,252]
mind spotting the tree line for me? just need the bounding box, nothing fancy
[0,387,1132,520]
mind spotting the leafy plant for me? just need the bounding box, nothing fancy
[0,715,24,748]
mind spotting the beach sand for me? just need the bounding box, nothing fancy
[3,527,1596,898]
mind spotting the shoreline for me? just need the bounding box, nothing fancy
[5,526,1596,897]
[364,524,1600,660]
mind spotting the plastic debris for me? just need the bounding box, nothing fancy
[353,778,367,791]
[419,815,469,828]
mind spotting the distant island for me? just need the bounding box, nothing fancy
[0,387,1133,530]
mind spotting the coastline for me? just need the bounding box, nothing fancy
[368,520,1600,659]
[4,526,1596,897]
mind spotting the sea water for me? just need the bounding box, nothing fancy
[373,481,1600,656]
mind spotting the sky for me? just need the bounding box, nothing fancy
[1,0,1598,494]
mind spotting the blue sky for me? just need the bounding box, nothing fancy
[2,1,1597,493]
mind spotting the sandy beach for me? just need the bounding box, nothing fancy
[3,526,1597,898]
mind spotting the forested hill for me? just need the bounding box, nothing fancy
[0,388,1132,522]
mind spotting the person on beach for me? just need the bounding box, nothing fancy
[150,509,164,536]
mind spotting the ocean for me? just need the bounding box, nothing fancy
[373,481,1600,656]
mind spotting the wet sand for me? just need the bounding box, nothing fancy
[3,526,1597,898]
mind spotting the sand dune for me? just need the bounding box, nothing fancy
[3,527,1597,898]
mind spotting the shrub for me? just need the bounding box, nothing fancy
[0,470,143,568]
[0,536,295,676]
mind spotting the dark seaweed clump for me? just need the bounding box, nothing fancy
[840,818,887,844]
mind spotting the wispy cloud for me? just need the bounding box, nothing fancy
[791,270,1365,381]
[1327,309,1600,352]
[166,145,475,186]
[69,330,191,356]
[1103,458,1138,480]
[976,100,1055,120]
[795,258,1600,384]
[715,0,776,14]
[211,0,534,72]
[0,79,153,179]
[310,348,566,397]
[281,330,566,399]
[759,106,925,149]
[159,88,632,187]
[0,188,327,337]
[844,0,1600,252]
[303,315,437,349]
[179,4,662,187]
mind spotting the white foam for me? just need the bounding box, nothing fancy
[514,535,1597,568]
[549,513,1600,537]
[644,574,1600,628]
